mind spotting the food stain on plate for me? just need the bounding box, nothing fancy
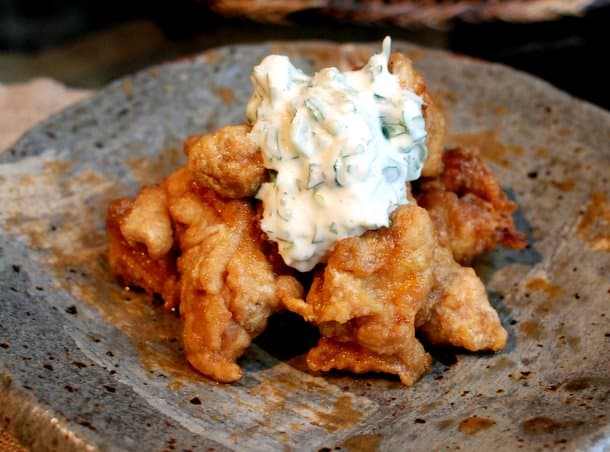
[578,190,610,252]
[211,86,236,104]
[125,146,185,186]
[525,277,564,298]
[459,416,496,435]
[339,433,383,451]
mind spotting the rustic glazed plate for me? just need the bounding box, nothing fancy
[1,42,609,451]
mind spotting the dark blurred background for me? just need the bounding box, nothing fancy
[0,0,608,109]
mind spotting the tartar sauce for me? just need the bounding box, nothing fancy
[247,37,428,271]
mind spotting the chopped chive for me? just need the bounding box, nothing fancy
[277,209,290,222]
[329,222,338,234]
[304,98,325,121]
[333,159,344,187]
[266,73,273,102]
[381,124,390,139]
[383,166,400,183]
[312,190,325,206]
[309,181,325,191]
[312,226,324,244]
[369,64,383,76]
[268,169,278,183]
[295,178,303,192]
[306,163,325,189]
[381,121,409,139]
[276,237,294,250]
[401,136,428,157]
[274,130,281,156]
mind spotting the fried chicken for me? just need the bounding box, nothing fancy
[107,167,302,382]
[416,147,527,264]
[120,184,174,259]
[106,188,180,309]
[282,204,436,385]
[185,124,265,199]
[282,203,509,385]
[164,168,303,382]
[417,246,507,351]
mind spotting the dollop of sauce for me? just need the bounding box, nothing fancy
[247,37,428,271]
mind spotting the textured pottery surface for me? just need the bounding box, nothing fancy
[0,41,609,451]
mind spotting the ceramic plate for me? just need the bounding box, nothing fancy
[1,41,609,451]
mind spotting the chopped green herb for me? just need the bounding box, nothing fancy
[295,178,303,192]
[304,97,325,121]
[312,190,326,207]
[306,163,325,189]
[401,135,428,160]
[276,238,294,250]
[308,181,325,191]
[268,169,278,184]
[368,63,383,77]
[274,130,281,155]
[276,208,291,222]
[333,159,344,187]
[312,225,325,244]
[266,73,273,102]
[383,166,400,183]
[381,121,409,139]
[409,115,425,125]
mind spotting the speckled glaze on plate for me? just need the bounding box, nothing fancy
[0,42,609,451]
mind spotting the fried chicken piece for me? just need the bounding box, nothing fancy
[107,167,302,382]
[282,204,436,385]
[120,184,174,259]
[106,189,180,309]
[306,338,430,386]
[419,93,445,177]
[389,52,445,178]
[185,124,266,199]
[165,168,303,382]
[416,246,508,351]
[416,147,527,264]
[388,52,426,96]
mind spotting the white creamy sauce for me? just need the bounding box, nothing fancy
[247,37,428,271]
